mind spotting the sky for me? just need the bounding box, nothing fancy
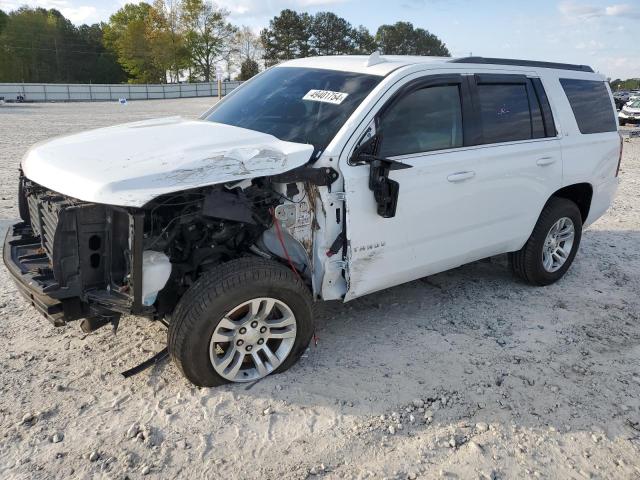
[0,0,638,79]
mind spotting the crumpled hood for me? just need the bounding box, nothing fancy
[21,117,314,207]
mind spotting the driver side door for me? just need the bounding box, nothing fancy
[342,74,479,300]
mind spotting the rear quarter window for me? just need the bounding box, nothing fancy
[559,79,617,134]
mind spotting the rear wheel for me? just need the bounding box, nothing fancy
[510,197,582,286]
[168,258,314,387]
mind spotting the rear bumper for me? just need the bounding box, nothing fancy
[3,222,69,325]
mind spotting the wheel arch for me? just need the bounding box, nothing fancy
[549,183,593,223]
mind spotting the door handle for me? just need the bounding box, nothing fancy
[447,171,476,183]
[536,156,556,166]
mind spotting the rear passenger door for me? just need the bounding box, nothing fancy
[462,73,563,251]
[343,72,561,300]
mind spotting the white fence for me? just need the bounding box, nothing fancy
[0,81,243,103]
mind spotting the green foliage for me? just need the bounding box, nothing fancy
[611,78,640,91]
[260,12,450,63]
[310,12,354,55]
[0,10,8,34]
[261,9,313,66]
[350,25,378,55]
[238,58,259,80]
[76,23,128,83]
[0,5,452,84]
[149,0,190,83]
[104,2,166,83]
[376,21,450,56]
[0,7,126,83]
[181,0,237,81]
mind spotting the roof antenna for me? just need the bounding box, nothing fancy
[365,51,386,67]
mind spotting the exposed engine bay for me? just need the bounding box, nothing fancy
[142,180,314,316]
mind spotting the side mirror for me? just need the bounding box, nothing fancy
[352,133,412,219]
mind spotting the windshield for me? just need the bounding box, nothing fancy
[627,100,640,108]
[204,67,382,156]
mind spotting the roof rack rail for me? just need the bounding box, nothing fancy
[449,57,594,73]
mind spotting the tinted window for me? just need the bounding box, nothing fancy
[560,79,617,134]
[531,77,557,137]
[205,67,381,155]
[378,85,463,157]
[477,84,534,144]
[530,89,546,138]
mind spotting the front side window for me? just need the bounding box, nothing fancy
[204,67,381,155]
[477,83,536,144]
[560,79,617,134]
[377,85,463,158]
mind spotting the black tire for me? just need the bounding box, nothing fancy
[509,197,582,286]
[619,119,625,127]
[168,257,314,387]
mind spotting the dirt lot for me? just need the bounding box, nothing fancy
[0,99,639,480]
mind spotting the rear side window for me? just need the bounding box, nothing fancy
[477,83,534,144]
[560,79,617,134]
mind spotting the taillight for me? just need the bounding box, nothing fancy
[616,132,623,177]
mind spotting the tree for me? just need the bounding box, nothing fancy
[0,9,7,34]
[234,26,262,63]
[149,0,188,82]
[310,12,353,56]
[75,23,127,83]
[376,21,450,56]
[0,7,75,82]
[181,0,237,81]
[350,25,377,54]
[260,9,313,66]
[0,7,125,83]
[239,58,259,80]
[104,3,166,83]
[610,78,640,91]
[229,27,262,78]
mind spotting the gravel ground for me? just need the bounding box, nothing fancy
[0,99,639,480]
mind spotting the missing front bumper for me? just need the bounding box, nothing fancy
[3,222,80,325]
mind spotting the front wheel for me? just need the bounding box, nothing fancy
[168,258,314,387]
[510,197,583,286]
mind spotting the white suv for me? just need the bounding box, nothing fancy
[5,55,622,386]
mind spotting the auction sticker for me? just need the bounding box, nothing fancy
[303,89,349,105]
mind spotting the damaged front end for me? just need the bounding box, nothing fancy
[4,167,336,331]
[5,180,147,327]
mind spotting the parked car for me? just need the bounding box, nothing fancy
[4,55,622,387]
[613,90,630,109]
[619,99,640,125]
